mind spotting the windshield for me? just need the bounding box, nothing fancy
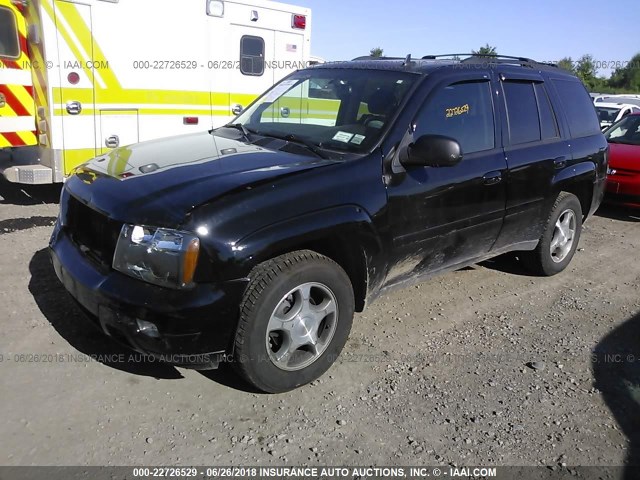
[0,7,19,59]
[596,107,621,123]
[605,115,640,145]
[233,68,419,154]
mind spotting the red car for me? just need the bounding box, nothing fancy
[605,113,640,208]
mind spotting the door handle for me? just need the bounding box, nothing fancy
[66,101,82,115]
[553,157,567,169]
[105,135,119,148]
[483,171,502,185]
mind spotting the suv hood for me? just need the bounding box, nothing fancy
[65,131,337,227]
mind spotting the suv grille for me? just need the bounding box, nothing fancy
[66,196,123,269]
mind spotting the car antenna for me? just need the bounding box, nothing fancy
[403,54,412,66]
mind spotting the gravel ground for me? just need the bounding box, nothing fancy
[1,178,640,469]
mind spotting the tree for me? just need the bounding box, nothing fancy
[472,44,497,56]
[370,47,384,58]
[574,54,608,91]
[575,54,597,82]
[609,53,640,92]
[557,57,575,74]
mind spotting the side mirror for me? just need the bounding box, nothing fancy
[403,134,463,167]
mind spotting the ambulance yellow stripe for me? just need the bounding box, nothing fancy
[27,0,52,146]
[14,7,26,36]
[0,134,12,148]
[53,88,257,108]
[9,85,36,115]
[0,102,19,117]
[53,0,122,90]
[54,108,230,117]
[42,0,96,85]
[16,130,37,145]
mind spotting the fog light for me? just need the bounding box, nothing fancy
[136,319,160,338]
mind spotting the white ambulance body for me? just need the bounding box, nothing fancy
[0,0,311,183]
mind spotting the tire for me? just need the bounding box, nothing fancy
[521,192,583,276]
[234,250,354,393]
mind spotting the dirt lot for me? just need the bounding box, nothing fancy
[1,178,640,469]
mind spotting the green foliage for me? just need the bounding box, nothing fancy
[554,52,640,93]
[369,47,384,58]
[574,54,608,91]
[608,53,640,92]
[557,57,575,74]
[472,44,497,56]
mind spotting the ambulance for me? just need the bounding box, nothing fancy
[0,0,312,184]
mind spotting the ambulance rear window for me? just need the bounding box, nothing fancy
[240,36,265,76]
[0,7,20,59]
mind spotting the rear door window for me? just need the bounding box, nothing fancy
[503,81,541,145]
[0,6,20,58]
[534,83,559,140]
[240,35,265,76]
[552,78,601,138]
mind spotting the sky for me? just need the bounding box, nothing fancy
[294,0,640,76]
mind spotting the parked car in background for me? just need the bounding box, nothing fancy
[604,113,640,208]
[594,94,640,105]
[596,103,640,130]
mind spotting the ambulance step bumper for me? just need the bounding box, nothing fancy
[2,164,53,184]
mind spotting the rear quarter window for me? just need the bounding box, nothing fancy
[0,6,20,59]
[552,78,601,138]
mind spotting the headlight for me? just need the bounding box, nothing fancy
[113,224,200,289]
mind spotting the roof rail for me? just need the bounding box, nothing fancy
[421,53,558,70]
[350,53,562,72]
[351,55,405,61]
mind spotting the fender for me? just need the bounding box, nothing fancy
[550,160,598,219]
[233,204,383,281]
[551,160,596,188]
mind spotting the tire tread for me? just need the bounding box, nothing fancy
[234,250,346,388]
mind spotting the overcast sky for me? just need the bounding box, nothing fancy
[294,0,640,76]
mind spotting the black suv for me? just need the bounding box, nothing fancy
[50,54,608,392]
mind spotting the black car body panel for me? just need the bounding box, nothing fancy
[50,57,608,367]
[64,130,341,228]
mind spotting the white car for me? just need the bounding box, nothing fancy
[595,102,640,130]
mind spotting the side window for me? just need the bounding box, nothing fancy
[413,81,495,155]
[552,79,601,138]
[240,36,264,76]
[503,81,540,145]
[0,7,20,59]
[534,83,559,140]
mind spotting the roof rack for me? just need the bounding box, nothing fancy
[350,53,561,73]
[421,53,558,70]
[351,55,405,61]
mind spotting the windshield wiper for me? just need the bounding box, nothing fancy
[258,132,329,159]
[221,123,254,142]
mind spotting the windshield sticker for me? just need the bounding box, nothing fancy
[262,79,300,103]
[333,131,354,143]
[445,104,470,118]
[350,134,366,145]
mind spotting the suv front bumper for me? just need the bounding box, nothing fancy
[49,223,248,369]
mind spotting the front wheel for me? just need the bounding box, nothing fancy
[234,250,354,393]
[521,192,583,276]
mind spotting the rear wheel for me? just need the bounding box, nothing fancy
[521,192,583,276]
[234,250,354,393]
